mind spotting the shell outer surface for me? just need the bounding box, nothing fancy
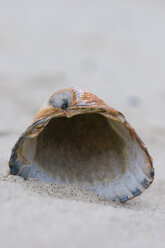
[9,87,154,203]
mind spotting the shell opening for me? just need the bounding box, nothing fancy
[16,112,153,202]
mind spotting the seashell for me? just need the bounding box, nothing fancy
[9,87,154,203]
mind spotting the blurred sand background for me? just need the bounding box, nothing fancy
[0,0,165,247]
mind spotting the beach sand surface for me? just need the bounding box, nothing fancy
[0,1,165,247]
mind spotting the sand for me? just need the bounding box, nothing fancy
[0,0,165,247]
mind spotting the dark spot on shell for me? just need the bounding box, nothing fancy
[119,195,129,203]
[50,91,73,109]
[10,160,31,180]
[141,178,150,189]
[61,99,69,109]
[10,160,23,175]
[131,188,141,196]
[149,168,154,179]
[136,137,142,145]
